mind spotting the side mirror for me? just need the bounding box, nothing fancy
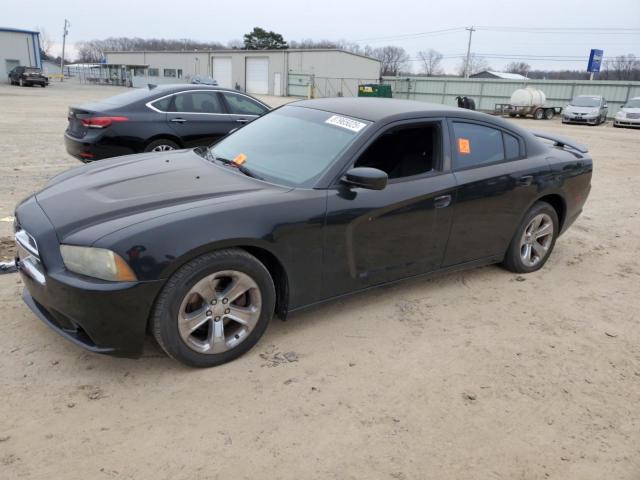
[341,167,388,190]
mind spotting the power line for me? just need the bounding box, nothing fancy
[353,27,464,43]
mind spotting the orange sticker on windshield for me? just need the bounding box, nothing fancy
[233,153,247,165]
[458,138,471,154]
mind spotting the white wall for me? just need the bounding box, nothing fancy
[0,30,41,81]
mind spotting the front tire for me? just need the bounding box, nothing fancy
[534,108,545,120]
[151,249,276,368]
[144,138,179,152]
[502,202,559,273]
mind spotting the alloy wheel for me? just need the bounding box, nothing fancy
[177,270,262,354]
[152,144,175,152]
[520,213,554,268]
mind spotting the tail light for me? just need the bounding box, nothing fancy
[81,116,128,128]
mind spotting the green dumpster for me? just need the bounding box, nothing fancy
[358,84,392,98]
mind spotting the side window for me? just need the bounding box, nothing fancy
[354,123,441,180]
[503,132,521,160]
[172,92,225,114]
[151,96,173,112]
[452,122,505,170]
[222,93,268,116]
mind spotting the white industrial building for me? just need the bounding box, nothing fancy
[1,27,42,80]
[105,49,381,97]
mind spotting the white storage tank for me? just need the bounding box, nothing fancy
[510,87,546,107]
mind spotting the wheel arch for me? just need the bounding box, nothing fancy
[536,193,567,230]
[144,134,184,150]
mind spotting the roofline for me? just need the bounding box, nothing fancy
[105,48,381,64]
[0,27,40,34]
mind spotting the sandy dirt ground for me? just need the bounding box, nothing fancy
[0,81,639,480]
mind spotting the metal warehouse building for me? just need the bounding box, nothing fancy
[0,27,42,80]
[105,49,381,97]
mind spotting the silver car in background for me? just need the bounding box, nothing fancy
[614,97,640,128]
[562,95,608,125]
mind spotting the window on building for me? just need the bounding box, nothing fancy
[354,123,441,180]
[148,68,159,77]
[221,93,268,116]
[452,122,505,170]
[164,69,177,78]
[171,91,224,114]
[177,69,183,79]
[133,67,146,77]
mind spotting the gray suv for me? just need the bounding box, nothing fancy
[562,95,608,125]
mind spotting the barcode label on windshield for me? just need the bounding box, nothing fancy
[325,115,367,133]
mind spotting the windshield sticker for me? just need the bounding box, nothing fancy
[325,115,367,133]
[458,138,471,155]
[233,153,247,165]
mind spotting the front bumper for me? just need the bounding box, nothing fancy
[15,196,164,357]
[613,118,640,127]
[562,115,600,125]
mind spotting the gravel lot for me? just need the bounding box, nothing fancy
[0,81,639,480]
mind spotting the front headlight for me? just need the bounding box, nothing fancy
[616,111,626,118]
[60,245,137,282]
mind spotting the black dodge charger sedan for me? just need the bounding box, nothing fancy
[16,98,592,367]
[64,84,270,161]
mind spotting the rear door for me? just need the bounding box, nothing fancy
[442,119,550,266]
[166,90,235,147]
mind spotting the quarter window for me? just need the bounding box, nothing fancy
[453,123,505,169]
[171,91,224,114]
[151,96,173,112]
[222,93,268,115]
[504,132,521,160]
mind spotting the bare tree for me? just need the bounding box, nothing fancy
[457,53,490,76]
[226,39,244,49]
[370,46,409,76]
[417,49,443,76]
[504,61,531,77]
[35,26,53,59]
[603,54,640,80]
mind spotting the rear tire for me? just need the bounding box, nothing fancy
[502,201,559,274]
[144,138,179,152]
[544,108,555,120]
[151,249,276,368]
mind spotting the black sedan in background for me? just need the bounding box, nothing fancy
[17,98,592,367]
[9,66,48,87]
[64,84,270,161]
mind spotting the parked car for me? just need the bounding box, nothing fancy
[562,95,608,125]
[64,84,270,161]
[15,98,592,367]
[191,75,218,86]
[613,97,640,128]
[8,66,48,87]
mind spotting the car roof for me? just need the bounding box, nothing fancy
[148,84,237,94]
[288,97,466,122]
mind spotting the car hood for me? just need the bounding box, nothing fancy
[35,149,286,240]
[621,107,640,114]
[565,105,600,114]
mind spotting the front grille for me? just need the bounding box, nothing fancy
[627,113,640,119]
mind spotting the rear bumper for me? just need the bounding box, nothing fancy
[64,132,136,162]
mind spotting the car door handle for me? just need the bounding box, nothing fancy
[170,118,187,123]
[434,194,452,209]
[517,175,533,186]
[235,118,250,124]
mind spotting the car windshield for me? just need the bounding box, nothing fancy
[570,96,601,107]
[623,99,640,108]
[25,68,41,73]
[203,106,371,188]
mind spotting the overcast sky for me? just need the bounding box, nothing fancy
[5,0,640,72]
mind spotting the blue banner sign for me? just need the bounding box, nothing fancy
[587,49,604,73]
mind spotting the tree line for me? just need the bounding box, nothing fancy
[39,25,640,80]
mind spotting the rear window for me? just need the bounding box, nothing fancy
[97,88,158,108]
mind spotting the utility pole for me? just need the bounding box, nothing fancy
[464,26,475,78]
[60,19,70,82]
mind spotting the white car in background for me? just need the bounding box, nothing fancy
[614,97,640,128]
[562,95,608,125]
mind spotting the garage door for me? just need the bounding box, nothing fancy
[246,57,269,95]
[212,57,232,88]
